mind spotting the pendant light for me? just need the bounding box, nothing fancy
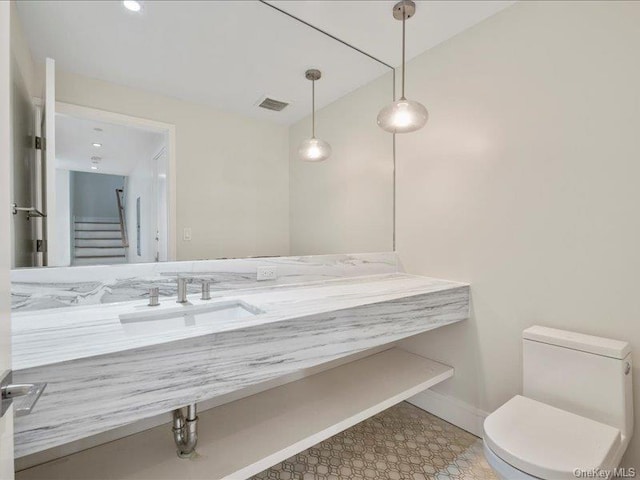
[377,0,428,134]
[298,69,332,162]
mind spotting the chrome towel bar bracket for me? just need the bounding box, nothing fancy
[12,203,46,219]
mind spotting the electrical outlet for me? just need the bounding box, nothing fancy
[183,227,192,241]
[257,266,277,281]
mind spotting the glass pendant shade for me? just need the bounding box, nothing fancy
[377,98,428,134]
[298,137,332,162]
[378,0,428,134]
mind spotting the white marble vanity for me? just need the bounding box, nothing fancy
[11,253,469,470]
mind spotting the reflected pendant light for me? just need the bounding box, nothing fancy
[377,0,428,134]
[298,69,332,162]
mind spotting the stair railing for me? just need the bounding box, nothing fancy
[115,188,129,248]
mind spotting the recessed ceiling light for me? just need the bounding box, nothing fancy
[91,166,98,170]
[92,143,102,148]
[123,1,142,12]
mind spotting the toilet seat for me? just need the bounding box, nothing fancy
[483,395,621,480]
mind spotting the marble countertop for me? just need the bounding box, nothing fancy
[13,273,467,370]
[13,273,470,458]
[11,252,401,312]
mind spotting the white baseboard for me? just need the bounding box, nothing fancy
[407,389,488,438]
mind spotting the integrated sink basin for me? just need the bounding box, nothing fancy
[119,300,263,334]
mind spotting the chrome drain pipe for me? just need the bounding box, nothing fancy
[172,403,198,458]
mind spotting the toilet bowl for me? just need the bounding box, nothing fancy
[483,440,537,480]
[483,326,633,480]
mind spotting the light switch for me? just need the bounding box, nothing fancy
[183,227,192,241]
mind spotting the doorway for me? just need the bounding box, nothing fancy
[55,103,176,265]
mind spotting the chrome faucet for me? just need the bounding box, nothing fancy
[176,277,189,303]
[201,280,211,300]
[167,275,215,303]
[148,287,160,307]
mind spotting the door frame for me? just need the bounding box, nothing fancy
[55,102,177,261]
[1,0,15,477]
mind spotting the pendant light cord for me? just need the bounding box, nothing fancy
[401,5,406,100]
[312,78,316,138]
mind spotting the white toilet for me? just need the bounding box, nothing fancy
[483,326,633,479]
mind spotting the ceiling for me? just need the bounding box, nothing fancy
[269,1,516,67]
[17,1,514,126]
[56,114,165,176]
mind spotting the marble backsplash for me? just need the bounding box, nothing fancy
[11,253,401,312]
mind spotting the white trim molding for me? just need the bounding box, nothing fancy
[407,389,489,438]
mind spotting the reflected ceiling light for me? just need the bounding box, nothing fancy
[298,69,331,162]
[92,143,102,148]
[377,0,428,134]
[123,1,142,12]
[91,166,98,170]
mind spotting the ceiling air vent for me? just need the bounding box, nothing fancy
[257,96,289,112]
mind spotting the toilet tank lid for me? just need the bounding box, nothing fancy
[523,326,630,359]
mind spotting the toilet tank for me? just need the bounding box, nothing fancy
[523,326,633,441]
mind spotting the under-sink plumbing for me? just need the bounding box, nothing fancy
[172,403,198,458]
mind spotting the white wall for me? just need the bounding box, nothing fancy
[9,52,35,268]
[54,169,70,266]
[288,72,394,255]
[1,2,14,477]
[391,0,640,467]
[54,71,290,261]
[9,0,36,269]
[71,171,123,219]
[9,1,34,99]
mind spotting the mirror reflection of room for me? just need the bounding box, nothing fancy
[9,0,394,268]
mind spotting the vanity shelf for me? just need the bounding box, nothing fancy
[18,348,453,480]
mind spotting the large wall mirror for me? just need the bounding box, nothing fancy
[10,0,394,268]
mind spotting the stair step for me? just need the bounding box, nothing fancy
[75,217,120,223]
[74,247,126,257]
[72,256,127,266]
[75,221,120,224]
[75,222,121,231]
[75,239,123,248]
[75,231,122,239]
[74,255,126,258]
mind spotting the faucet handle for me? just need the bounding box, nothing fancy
[176,277,189,304]
[148,287,160,307]
[201,281,211,301]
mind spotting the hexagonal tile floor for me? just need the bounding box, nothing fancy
[251,402,496,480]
